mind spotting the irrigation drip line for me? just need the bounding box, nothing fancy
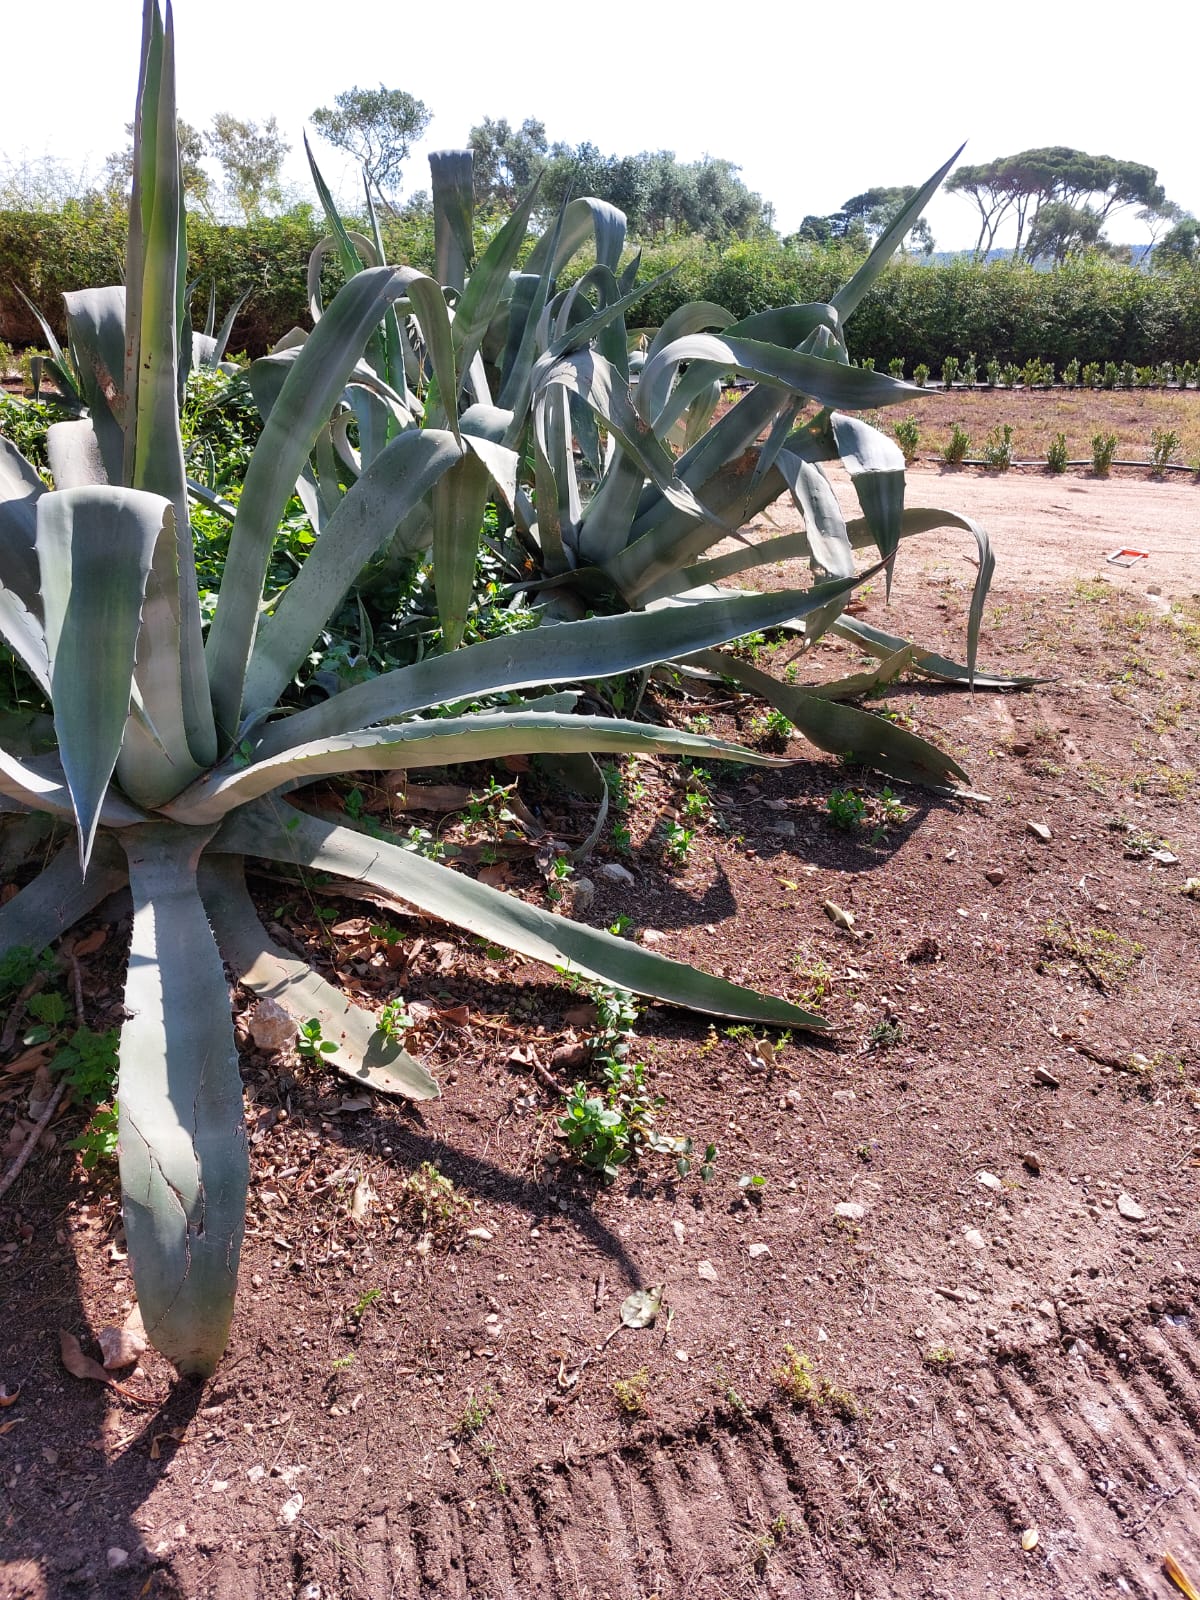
[918,457,1198,472]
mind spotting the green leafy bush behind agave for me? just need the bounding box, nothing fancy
[0,1,872,1377]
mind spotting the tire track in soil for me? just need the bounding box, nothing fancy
[949,1317,1200,1599]
[315,1407,854,1600]
[202,1323,1200,1599]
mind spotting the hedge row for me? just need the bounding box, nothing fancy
[3,202,1199,367]
[0,203,436,356]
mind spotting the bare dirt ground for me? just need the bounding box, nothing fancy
[1,472,1199,1600]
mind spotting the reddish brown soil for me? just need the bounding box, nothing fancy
[2,490,1200,1600]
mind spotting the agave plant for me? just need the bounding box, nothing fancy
[0,2,885,1377]
[287,144,1035,792]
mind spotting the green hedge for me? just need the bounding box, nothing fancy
[0,201,436,356]
[3,203,1199,367]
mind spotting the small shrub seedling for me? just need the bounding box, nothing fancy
[1092,431,1118,475]
[892,416,920,464]
[296,1018,338,1060]
[942,423,970,464]
[982,424,1014,470]
[827,787,866,830]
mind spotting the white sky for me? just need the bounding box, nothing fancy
[3,0,1194,252]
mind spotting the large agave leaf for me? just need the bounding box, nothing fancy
[115,499,208,809]
[639,530,813,602]
[122,0,217,772]
[213,802,826,1029]
[831,616,1043,689]
[249,575,862,759]
[431,149,475,292]
[451,178,541,376]
[205,265,438,739]
[636,334,915,432]
[844,505,995,683]
[777,454,855,580]
[0,746,145,826]
[0,587,50,696]
[830,413,905,590]
[525,197,627,277]
[45,420,110,490]
[242,428,470,713]
[36,487,169,868]
[60,288,127,483]
[117,822,249,1378]
[533,350,713,528]
[165,710,784,825]
[0,437,46,609]
[198,855,439,1100]
[832,147,963,323]
[432,447,492,651]
[688,648,970,789]
[0,833,128,957]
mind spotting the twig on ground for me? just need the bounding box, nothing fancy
[0,1078,67,1203]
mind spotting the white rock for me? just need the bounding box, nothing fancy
[963,1228,987,1250]
[834,1202,865,1222]
[596,862,636,885]
[671,1220,686,1244]
[1117,1193,1146,1221]
[278,1492,304,1526]
[106,1549,129,1571]
[697,1259,718,1282]
[747,1243,771,1259]
[248,998,296,1053]
[640,928,666,946]
[976,1171,1002,1191]
[1026,821,1052,844]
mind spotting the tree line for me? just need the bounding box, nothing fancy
[1,85,1197,268]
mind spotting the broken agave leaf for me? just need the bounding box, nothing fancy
[620,1285,664,1329]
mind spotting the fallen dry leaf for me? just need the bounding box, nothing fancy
[27,1063,56,1120]
[1020,1527,1039,1552]
[437,1005,470,1028]
[477,863,511,888]
[60,1328,111,1385]
[2,1045,50,1077]
[149,1428,187,1461]
[1164,1552,1200,1600]
[0,1418,24,1435]
[59,1329,157,1406]
[0,1386,19,1407]
[69,927,108,958]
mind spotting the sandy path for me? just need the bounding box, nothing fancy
[789,464,1200,599]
